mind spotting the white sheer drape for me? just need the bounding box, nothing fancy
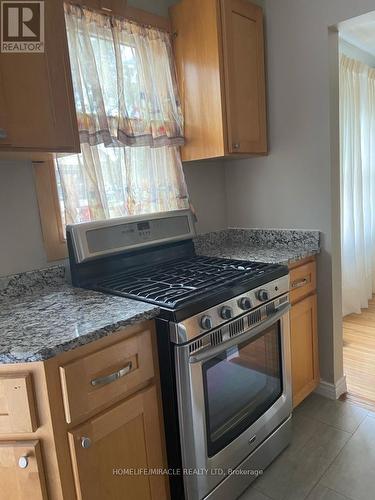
[56,3,189,225]
[340,55,375,315]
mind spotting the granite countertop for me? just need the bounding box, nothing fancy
[194,228,320,265]
[0,267,159,364]
[0,228,319,364]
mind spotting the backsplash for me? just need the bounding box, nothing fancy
[0,228,320,299]
[0,265,66,299]
[194,228,320,254]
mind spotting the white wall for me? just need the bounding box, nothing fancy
[128,0,170,15]
[184,161,228,233]
[0,0,227,277]
[225,0,375,384]
[0,161,48,275]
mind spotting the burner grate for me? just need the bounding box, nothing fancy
[96,256,282,308]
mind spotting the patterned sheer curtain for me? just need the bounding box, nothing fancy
[57,3,189,225]
[340,55,375,315]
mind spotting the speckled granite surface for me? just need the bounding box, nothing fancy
[0,229,319,363]
[0,265,66,299]
[194,228,320,265]
[0,266,159,364]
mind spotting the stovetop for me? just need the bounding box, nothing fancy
[66,211,289,321]
[95,255,288,312]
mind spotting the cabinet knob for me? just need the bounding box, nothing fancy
[18,456,29,469]
[81,437,92,449]
[0,129,7,140]
[233,143,240,149]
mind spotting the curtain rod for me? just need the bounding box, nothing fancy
[65,1,171,33]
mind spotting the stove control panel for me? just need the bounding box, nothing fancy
[170,274,290,344]
[67,209,196,264]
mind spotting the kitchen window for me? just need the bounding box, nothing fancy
[34,2,188,258]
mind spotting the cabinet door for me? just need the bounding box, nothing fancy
[0,67,11,146]
[221,0,267,154]
[170,0,227,162]
[290,294,320,407]
[0,0,79,152]
[68,385,168,500]
[0,440,48,500]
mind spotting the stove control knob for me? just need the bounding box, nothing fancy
[200,315,213,330]
[256,289,270,302]
[238,297,252,310]
[220,306,233,320]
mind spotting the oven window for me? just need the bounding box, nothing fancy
[202,322,283,457]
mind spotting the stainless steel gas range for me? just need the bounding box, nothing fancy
[67,210,292,500]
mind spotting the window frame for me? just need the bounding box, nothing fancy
[34,4,171,262]
[34,157,68,261]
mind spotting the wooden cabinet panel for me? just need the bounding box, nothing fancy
[0,68,11,146]
[0,0,79,152]
[221,0,267,153]
[170,0,267,161]
[290,293,319,408]
[68,385,168,500]
[60,329,154,424]
[0,373,38,433]
[170,0,226,161]
[289,260,317,305]
[0,440,48,500]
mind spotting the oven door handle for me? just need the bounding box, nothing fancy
[189,303,290,364]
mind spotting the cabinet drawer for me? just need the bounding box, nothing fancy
[60,329,155,423]
[289,260,316,304]
[0,374,38,433]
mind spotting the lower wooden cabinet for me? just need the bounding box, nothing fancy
[290,293,319,407]
[0,440,48,500]
[0,320,168,500]
[0,374,38,434]
[68,384,168,500]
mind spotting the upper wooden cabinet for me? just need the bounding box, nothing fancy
[0,0,79,153]
[170,0,267,161]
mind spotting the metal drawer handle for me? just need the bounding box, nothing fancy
[90,361,133,387]
[291,277,308,289]
[0,129,7,139]
[233,143,240,149]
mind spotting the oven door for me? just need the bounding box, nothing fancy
[174,301,292,500]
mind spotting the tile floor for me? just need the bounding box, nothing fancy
[240,393,375,500]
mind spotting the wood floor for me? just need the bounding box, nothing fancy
[343,297,375,408]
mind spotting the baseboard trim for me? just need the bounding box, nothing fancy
[314,376,347,400]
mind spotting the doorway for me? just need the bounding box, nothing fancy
[338,13,375,408]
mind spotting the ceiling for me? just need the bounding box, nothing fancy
[339,11,375,56]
